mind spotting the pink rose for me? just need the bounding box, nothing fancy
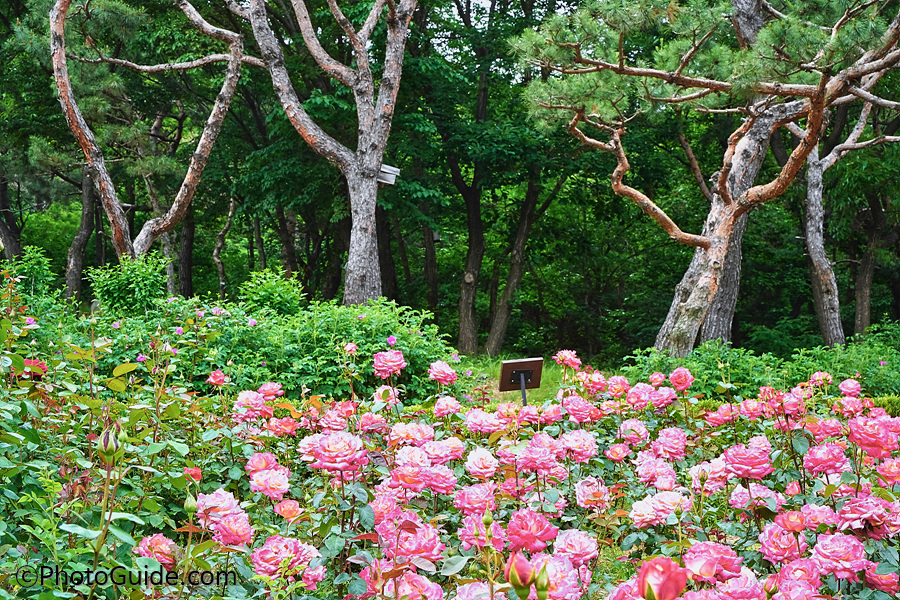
[838,378,861,397]
[274,500,302,520]
[683,542,742,583]
[507,508,559,552]
[724,443,773,480]
[560,429,598,463]
[464,447,499,479]
[311,432,368,472]
[803,443,850,475]
[554,529,598,567]
[552,349,581,369]
[373,350,407,379]
[811,533,868,581]
[206,369,227,386]
[250,469,291,501]
[454,483,498,516]
[637,557,688,600]
[343,342,358,354]
[134,534,177,570]
[575,476,610,510]
[618,419,649,446]
[434,396,462,417]
[668,367,694,392]
[213,510,253,546]
[758,522,806,564]
[649,372,665,387]
[196,488,241,528]
[428,360,458,386]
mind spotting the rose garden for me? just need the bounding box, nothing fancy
[2,271,900,600]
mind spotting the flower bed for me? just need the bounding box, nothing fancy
[3,294,900,600]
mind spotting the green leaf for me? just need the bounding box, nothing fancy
[791,434,809,455]
[168,441,189,457]
[109,512,145,525]
[440,555,469,576]
[59,523,102,539]
[358,505,375,531]
[107,524,136,546]
[106,378,127,393]
[347,575,367,596]
[113,363,138,377]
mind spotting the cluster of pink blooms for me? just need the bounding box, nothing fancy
[134,348,900,600]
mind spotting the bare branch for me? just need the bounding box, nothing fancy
[50,0,133,258]
[287,0,357,87]
[848,86,900,110]
[678,132,713,201]
[739,77,830,211]
[718,116,756,205]
[224,0,249,20]
[564,111,710,249]
[761,0,830,31]
[68,52,265,71]
[674,26,719,77]
[609,131,710,249]
[359,0,387,42]
[648,88,714,104]
[247,0,354,169]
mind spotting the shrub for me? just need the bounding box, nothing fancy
[87,253,169,316]
[238,269,306,316]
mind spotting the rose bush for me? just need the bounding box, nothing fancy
[3,274,900,599]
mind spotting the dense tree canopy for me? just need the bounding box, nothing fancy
[1,0,900,363]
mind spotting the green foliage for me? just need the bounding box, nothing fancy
[238,269,306,316]
[2,246,55,300]
[621,330,900,400]
[87,254,169,316]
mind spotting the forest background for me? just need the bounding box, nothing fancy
[2,0,900,368]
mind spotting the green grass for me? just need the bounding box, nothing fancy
[459,355,566,407]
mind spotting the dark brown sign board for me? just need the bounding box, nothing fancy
[499,357,544,393]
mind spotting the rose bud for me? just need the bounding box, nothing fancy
[184,493,197,514]
[535,561,551,600]
[97,427,123,466]
[504,552,536,600]
[637,557,688,600]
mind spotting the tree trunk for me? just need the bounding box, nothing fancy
[162,231,177,295]
[655,198,735,356]
[213,199,237,300]
[659,101,797,355]
[421,205,439,314]
[343,173,382,305]
[804,150,845,345]
[484,177,542,356]
[458,188,485,354]
[376,205,397,300]
[64,167,94,301]
[274,205,299,279]
[178,205,195,297]
[699,212,748,343]
[392,214,411,287]
[94,204,106,266]
[253,217,266,270]
[855,195,886,335]
[0,177,23,261]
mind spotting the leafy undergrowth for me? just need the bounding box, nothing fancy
[2,273,900,600]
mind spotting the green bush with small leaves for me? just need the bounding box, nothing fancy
[86,254,169,316]
[238,268,306,316]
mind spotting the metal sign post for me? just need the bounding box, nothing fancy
[498,358,544,406]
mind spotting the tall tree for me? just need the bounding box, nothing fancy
[519,0,900,356]
[239,0,417,305]
[49,0,256,259]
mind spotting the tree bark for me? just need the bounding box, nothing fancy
[274,205,299,279]
[213,199,237,300]
[50,0,246,258]
[458,187,485,354]
[343,173,382,304]
[0,177,22,261]
[421,204,439,313]
[64,167,95,301]
[178,204,195,297]
[699,212,748,342]
[376,204,397,300]
[253,217,266,270]
[484,177,542,356]
[855,195,886,335]
[804,148,845,345]
[244,0,417,305]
